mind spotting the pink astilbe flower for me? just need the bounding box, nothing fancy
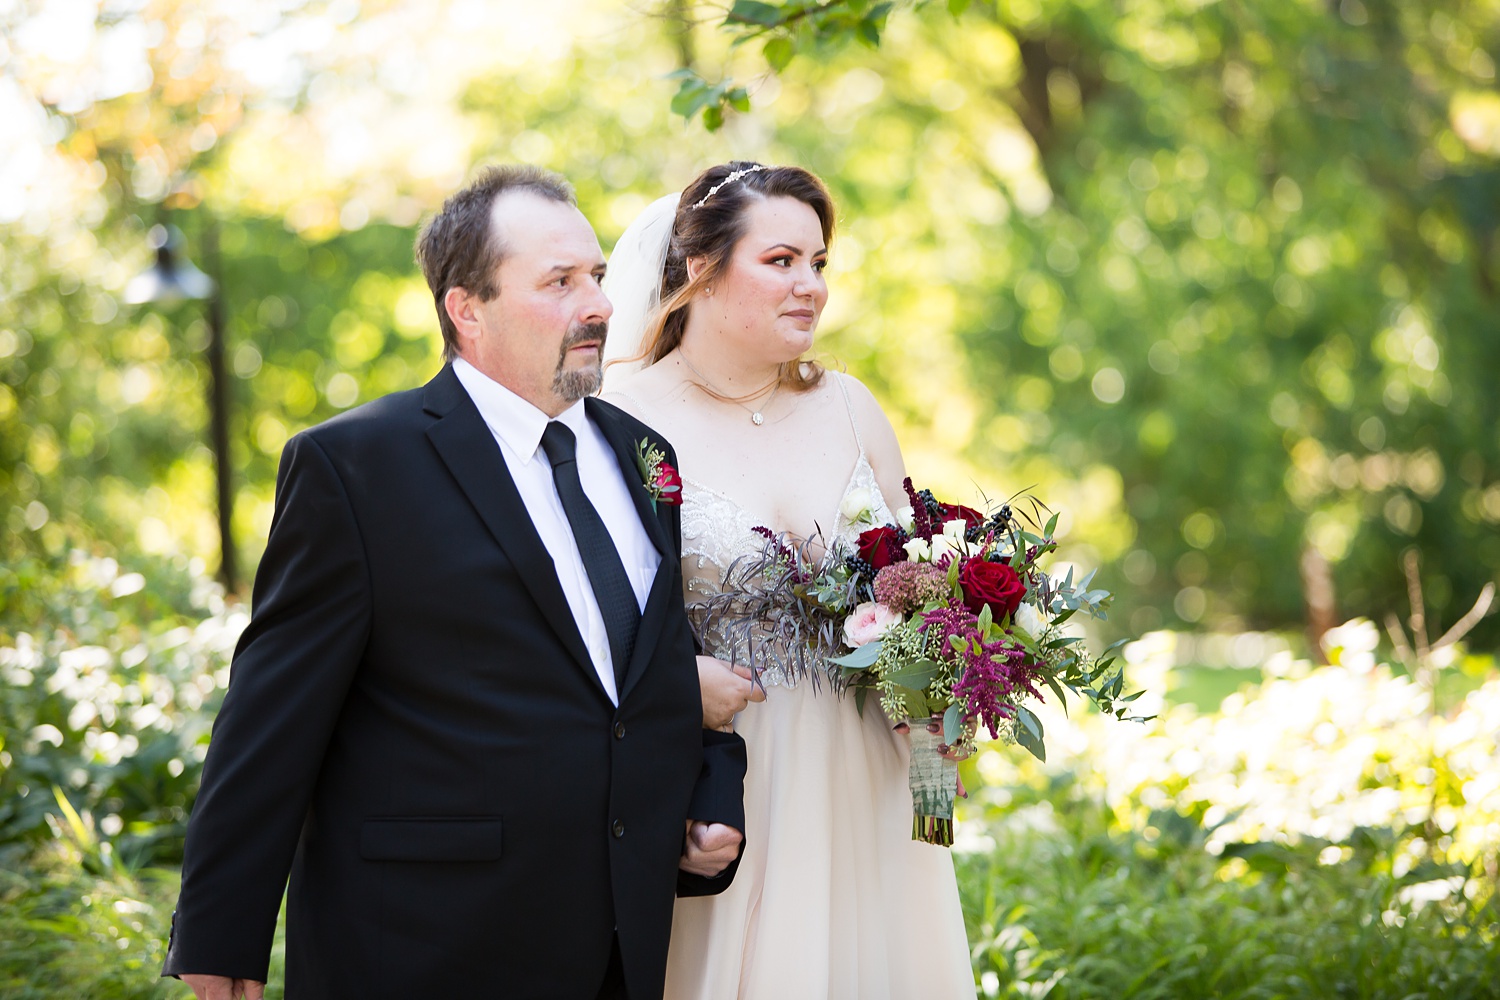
[951,644,1039,740]
[918,603,982,654]
[873,561,950,615]
[920,605,1044,740]
[903,477,933,540]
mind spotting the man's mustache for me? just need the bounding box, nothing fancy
[558,322,608,362]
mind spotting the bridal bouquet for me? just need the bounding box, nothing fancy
[692,478,1144,846]
[829,480,1142,844]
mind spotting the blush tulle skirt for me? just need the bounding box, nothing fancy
[662,679,977,1000]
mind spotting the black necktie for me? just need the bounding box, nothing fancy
[540,421,640,689]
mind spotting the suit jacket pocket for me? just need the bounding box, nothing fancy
[360,817,503,862]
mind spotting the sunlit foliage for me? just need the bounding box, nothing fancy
[670,0,1500,644]
[4,0,1498,643]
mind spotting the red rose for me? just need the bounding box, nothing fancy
[935,502,984,530]
[653,460,683,506]
[857,525,906,570]
[958,557,1025,620]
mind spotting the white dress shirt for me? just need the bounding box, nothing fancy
[453,359,661,705]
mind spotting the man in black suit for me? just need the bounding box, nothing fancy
[163,165,747,999]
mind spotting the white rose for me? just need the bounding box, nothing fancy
[839,486,875,524]
[1013,602,1046,638]
[941,518,970,556]
[929,535,956,563]
[903,538,931,562]
[896,505,916,533]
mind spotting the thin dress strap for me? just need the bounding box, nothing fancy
[833,371,864,453]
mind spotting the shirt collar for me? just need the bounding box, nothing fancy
[452,358,588,464]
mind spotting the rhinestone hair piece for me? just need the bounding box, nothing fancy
[690,164,768,209]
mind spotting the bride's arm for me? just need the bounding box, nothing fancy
[838,373,909,510]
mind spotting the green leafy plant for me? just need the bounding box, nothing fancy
[0,552,241,865]
[959,780,1500,999]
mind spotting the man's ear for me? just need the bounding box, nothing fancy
[444,287,482,347]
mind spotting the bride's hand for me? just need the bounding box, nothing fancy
[893,715,975,761]
[698,655,765,730]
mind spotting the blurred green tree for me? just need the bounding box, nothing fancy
[2,0,1497,651]
[657,0,1500,646]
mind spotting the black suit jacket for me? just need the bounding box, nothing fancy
[162,365,745,999]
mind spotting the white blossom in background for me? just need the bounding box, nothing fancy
[1,554,246,767]
[968,621,1500,868]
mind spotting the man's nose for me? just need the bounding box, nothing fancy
[583,279,614,323]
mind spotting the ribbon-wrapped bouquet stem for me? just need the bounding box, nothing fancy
[689,478,1148,846]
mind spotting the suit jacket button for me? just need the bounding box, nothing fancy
[612,819,625,838]
[613,721,626,739]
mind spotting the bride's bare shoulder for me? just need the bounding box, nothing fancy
[827,368,906,482]
[829,370,894,432]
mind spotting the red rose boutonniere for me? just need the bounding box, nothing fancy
[634,438,682,511]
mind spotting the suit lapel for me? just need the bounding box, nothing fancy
[587,397,678,699]
[621,557,675,701]
[423,366,601,694]
[586,397,672,559]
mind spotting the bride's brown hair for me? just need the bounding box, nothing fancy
[629,161,836,392]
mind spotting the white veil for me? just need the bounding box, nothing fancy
[601,192,680,392]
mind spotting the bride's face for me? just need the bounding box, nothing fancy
[694,195,828,366]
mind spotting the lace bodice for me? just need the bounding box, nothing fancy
[680,375,893,688]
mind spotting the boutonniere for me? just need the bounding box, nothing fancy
[634,438,682,511]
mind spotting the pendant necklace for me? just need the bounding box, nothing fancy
[679,351,780,425]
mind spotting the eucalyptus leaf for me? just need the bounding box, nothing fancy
[1016,705,1044,741]
[884,660,939,690]
[891,684,930,719]
[1014,712,1045,761]
[831,642,881,670]
[943,702,962,744]
[1044,674,1070,714]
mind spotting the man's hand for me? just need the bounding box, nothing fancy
[180,975,265,1000]
[679,820,742,878]
[698,655,765,731]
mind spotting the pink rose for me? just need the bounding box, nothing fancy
[843,601,904,647]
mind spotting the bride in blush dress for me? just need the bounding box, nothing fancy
[601,162,976,1000]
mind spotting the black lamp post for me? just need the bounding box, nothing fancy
[125,223,238,592]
